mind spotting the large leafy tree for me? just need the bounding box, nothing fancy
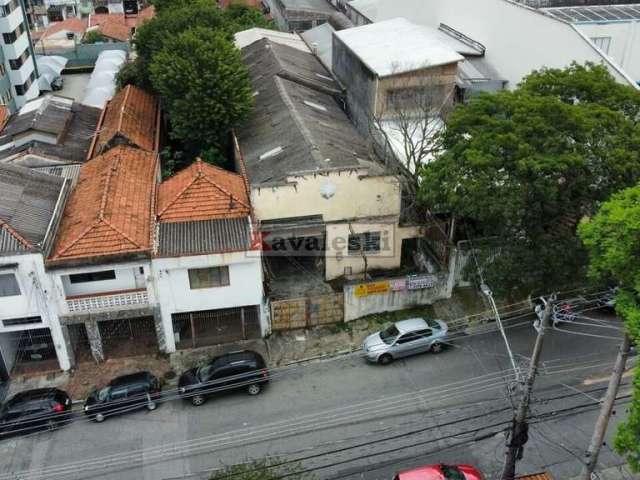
[419,64,640,297]
[578,184,640,471]
[149,27,253,151]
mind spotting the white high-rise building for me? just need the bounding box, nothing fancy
[0,0,39,112]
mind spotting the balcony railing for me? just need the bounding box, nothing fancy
[65,288,149,313]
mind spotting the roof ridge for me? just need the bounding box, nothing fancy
[200,174,251,211]
[98,152,120,219]
[102,218,142,249]
[0,219,33,250]
[274,76,325,166]
[117,85,131,136]
[55,221,101,257]
[157,164,201,218]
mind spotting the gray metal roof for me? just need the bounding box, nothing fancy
[278,0,337,14]
[542,4,640,22]
[0,163,65,252]
[157,218,252,257]
[0,97,101,164]
[237,39,380,185]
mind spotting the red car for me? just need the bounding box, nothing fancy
[394,464,484,480]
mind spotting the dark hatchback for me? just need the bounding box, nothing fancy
[84,371,161,423]
[178,350,269,406]
[0,388,72,437]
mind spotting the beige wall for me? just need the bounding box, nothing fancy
[251,169,402,222]
[374,63,459,118]
[325,222,424,280]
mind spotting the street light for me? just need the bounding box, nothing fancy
[480,282,520,382]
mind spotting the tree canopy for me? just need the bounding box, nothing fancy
[578,184,640,471]
[150,27,253,151]
[419,64,640,297]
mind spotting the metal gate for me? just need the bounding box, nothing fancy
[98,317,159,359]
[11,328,58,375]
[67,323,92,363]
[270,293,344,331]
[172,306,261,350]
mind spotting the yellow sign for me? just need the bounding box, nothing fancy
[354,281,390,297]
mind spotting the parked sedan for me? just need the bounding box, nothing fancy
[363,317,448,364]
[178,350,269,406]
[84,371,161,423]
[394,464,484,480]
[0,388,72,438]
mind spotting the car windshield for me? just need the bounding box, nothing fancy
[96,386,111,402]
[379,325,400,344]
[441,465,465,480]
[426,318,441,329]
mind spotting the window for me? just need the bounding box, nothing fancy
[9,48,29,70]
[591,36,612,55]
[1,0,19,17]
[0,273,20,297]
[3,316,41,327]
[188,267,230,289]
[3,22,25,44]
[396,333,419,344]
[69,270,116,284]
[15,70,35,96]
[348,232,381,254]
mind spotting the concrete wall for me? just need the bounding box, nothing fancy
[577,21,640,84]
[346,0,638,88]
[151,251,265,353]
[251,169,402,222]
[332,33,377,135]
[61,266,142,297]
[0,330,19,372]
[0,253,71,371]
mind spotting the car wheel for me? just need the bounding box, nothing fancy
[191,395,205,407]
[378,354,393,365]
[147,401,157,411]
[94,413,105,423]
[247,384,261,396]
[431,342,444,353]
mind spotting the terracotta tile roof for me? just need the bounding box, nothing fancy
[516,473,553,480]
[87,13,132,42]
[49,145,158,263]
[92,84,159,157]
[42,17,88,39]
[157,159,251,223]
[136,5,156,23]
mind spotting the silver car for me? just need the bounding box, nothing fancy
[362,317,448,364]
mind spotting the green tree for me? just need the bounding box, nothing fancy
[419,66,640,297]
[83,30,105,44]
[149,27,252,151]
[578,184,640,471]
[222,4,275,32]
[209,458,315,480]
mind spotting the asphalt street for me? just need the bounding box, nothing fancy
[0,311,636,480]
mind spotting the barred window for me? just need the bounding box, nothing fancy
[0,273,20,297]
[188,267,230,289]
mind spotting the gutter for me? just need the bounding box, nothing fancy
[41,177,71,257]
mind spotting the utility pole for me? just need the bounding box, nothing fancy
[501,296,554,480]
[579,333,632,480]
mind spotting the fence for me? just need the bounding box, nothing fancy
[270,293,344,331]
[343,272,452,322]
[36,42,129,67]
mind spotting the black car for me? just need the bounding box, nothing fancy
[178,351,269,406]
[0,388,72,437]
[84,371,161,423]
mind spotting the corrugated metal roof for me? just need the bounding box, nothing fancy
[33,164,82,185]
[0,163,65,250]
[157,217,252,257]
[237,39,380,185]
[542,4,640,23]
[0,225,29,253]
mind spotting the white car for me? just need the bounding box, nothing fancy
[363,318,448,364]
